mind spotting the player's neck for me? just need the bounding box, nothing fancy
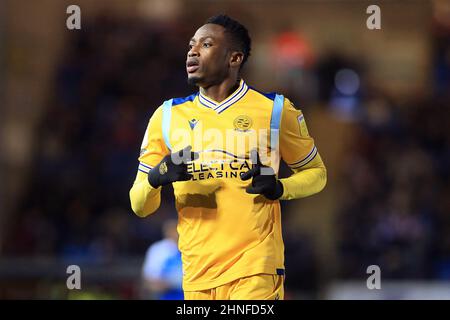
[200,77,240,103]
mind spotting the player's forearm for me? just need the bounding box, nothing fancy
[279,154,327,200]
[129,171,162,217]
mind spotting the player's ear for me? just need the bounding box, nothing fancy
[229,51,244,68]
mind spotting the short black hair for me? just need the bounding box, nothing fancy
[205,14,252,68]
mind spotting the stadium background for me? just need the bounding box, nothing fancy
[0,0,449,299]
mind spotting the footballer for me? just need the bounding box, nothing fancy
[130,14,327,300]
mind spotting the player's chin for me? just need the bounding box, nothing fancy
[187,74,202,86]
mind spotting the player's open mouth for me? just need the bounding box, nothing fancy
[186,60,199,73]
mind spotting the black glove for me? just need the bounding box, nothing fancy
[240,149,284,200]
[148,145,199,188]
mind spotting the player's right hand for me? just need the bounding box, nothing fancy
[148,145,199,188]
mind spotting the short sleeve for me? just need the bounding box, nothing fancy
[279,98,318,169]
[137,106,169,174]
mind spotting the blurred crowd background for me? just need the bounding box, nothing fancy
[0,0,449,299]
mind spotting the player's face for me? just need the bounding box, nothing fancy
[186,24,231,87]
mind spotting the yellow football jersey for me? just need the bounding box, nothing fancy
[132,79,325,291]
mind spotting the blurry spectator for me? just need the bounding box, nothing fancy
[269,28,317,105]
[316,52,365,120]
[4,14,190,258]
[141,219,183,300]
[337,92,449,280]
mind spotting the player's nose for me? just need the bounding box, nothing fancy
[188,46,200,58]
[188,51,199,58]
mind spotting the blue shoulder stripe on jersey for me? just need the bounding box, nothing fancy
[270,94,284,151]
[162,99,173,151]
[162,94,197,150]
[172,93,198,106]
[248,86,277,101]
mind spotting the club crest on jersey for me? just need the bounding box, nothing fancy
[189,118,199,130]
[233,115,253,132]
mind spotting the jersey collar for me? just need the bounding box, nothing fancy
[198,79,249,114]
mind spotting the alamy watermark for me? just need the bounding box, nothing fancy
[66,5,81,30]
[66,265,81,290]
[366,5,381,30]
[366,265,381,290]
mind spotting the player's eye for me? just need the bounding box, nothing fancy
[203,42,212,48]
[188,44,194,50]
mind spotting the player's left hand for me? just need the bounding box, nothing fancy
[240,149,284,200]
